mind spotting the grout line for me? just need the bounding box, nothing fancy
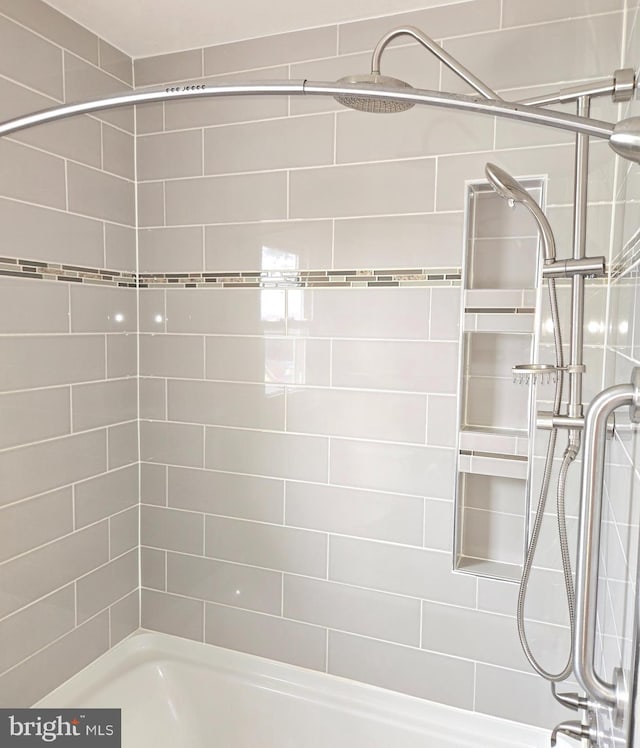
[60,49,66,104]
[285,170,290,220]
[108,595,112,647]
[332,111,337,166]
[201,512,206,554]
[282,481,287,526]
[135,585,575,673]
[0,463,137,513]
[136,412,456,448]
[102,221,108,269]
[133,98,143,630]
[100,122,105,172]
[71,483,77,532]
[3,594,131,679]
[325,534,330,581]
[1,544,137,628]
[472,662,477,710]
[0,412,137,454]
[135,135,601,180]
[63,160,69,212]
[325,628,329,673]
[6,133,136,184]
[422,498,428,548]
[164,550,168,591]
[200,127,205,177]
[283,382,288,431]
[0,9,133,87]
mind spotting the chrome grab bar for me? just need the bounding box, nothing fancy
[574,367,640,722]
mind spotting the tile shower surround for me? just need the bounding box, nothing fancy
[0,0,139,706]
[134,0,629,732]
[0,0,638,736]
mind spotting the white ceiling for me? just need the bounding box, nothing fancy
[44,0,441,58]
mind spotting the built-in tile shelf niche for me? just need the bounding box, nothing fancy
[454,177,546,582]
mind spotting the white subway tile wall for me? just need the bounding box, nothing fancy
[0,0,137,706]
[132,0,633,731]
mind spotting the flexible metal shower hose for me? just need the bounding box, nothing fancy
[516,277,577,682]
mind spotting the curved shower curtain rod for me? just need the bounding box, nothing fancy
[0,79,638,162]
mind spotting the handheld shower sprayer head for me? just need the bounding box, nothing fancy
[484,162,530,203]
[484,162,556,262]
[485,162,563,389]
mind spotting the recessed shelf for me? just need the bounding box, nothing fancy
[458,452,528,480]
[464,312,535,334]
[459,427,528,457]
[464,288,537,310]
[454,177,545,581]
[456,556,521,582]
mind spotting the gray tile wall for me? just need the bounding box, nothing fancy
[595,2,640,744]
[0,1,138,705]
[134,0,628,731]
[2,0,637,735]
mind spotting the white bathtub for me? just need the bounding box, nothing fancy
[36,632,568,747]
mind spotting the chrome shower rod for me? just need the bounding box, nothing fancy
[0,79,628,150]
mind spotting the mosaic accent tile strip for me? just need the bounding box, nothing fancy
[0,257,462,289]
[0,257,137,287]
[137,267,462,288]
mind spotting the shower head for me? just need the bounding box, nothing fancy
[484,162,530,203]
[485,162,556,262]
[332,25,499,114]
[333,73,415,113]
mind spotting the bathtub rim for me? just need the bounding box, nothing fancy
[35,629,555,746]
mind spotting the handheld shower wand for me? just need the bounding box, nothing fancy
[485,163,565,387]
[484,163,556,262]
[485,163,575,684]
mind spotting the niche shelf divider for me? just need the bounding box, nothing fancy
[453,176,546,582]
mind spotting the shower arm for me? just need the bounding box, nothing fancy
[369,26,499,100]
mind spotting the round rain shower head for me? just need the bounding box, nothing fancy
[333,74,415,113]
